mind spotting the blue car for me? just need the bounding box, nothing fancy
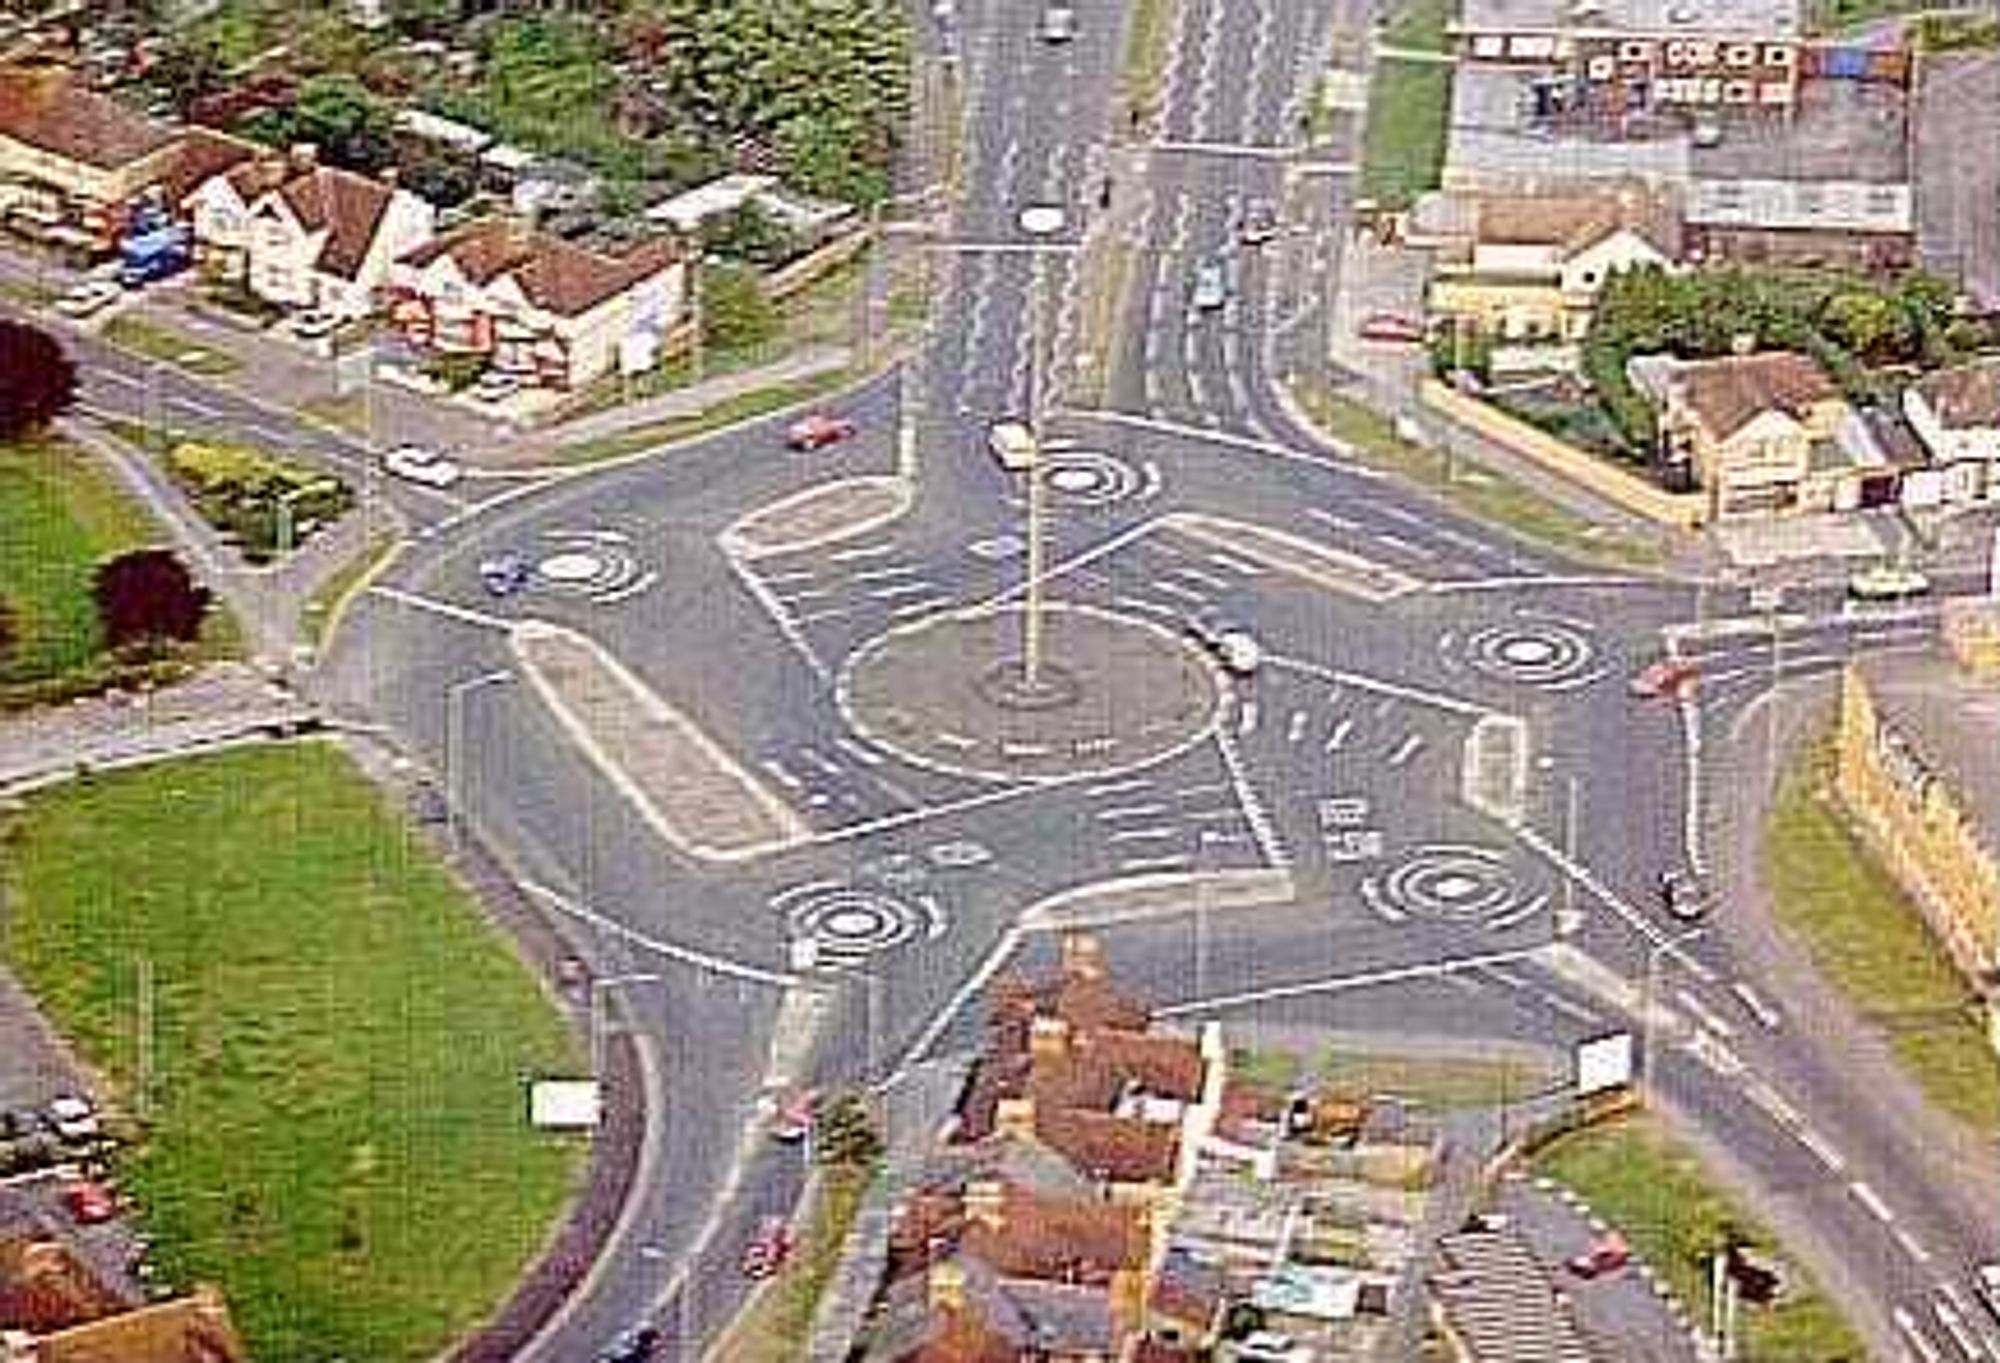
[478,553,532,597]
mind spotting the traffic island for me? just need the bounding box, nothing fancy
[836,603,1223,783]
[719,476,913,559]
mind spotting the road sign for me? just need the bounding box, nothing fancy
[1575,1032,1634,1096]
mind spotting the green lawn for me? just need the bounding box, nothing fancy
[0,437,161,684]
[1381,0,1456,51]
[0,744,586,1362]
[1535,1116,1863,1361]
[1289,382,1662,569]
[1231,1045,1560,1110]
[1765,740,2000,1133]
[712,1166,874,1363]
[102,315,240,377]
[1360,58,1452,208]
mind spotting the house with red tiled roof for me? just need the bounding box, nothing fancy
[0,62,185,249]
[182,145,435,319]
[3,1284,247,1363]
[387,217,686,390]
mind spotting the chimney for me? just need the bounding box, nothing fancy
[927,1260,966,1313]
[995,1096,1036,1143]
[1060,932,1106,981]
[1029,1014,1070,1061]
[964,1179,1006,1231]
[288,142,319,174]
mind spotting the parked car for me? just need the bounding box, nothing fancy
[1357,312,1427,344]
[595,1326,661,1363]
[1187,617,1261,676]
[62,1180,117,1225]
[786,413,858,452]
[1191,259,1228,311]
[1040,2,1075,41]
[740,1217,795,1279]
[1847,563,1930,602]
[1239,200,1279,246]
[1628,658,1700,700]
[1658,869,1707,922]
[478,553,532,597]
[47,1095,100,1143]
[288,309,341,341]
[1566,1233,1631,1279]
[383,444,463,489]
[769,1089,817,1144]
[54,280,122,318]
[470,370,523,404]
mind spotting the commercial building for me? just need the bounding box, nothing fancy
[0,61,182,250]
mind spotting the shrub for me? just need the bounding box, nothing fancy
[93,549,210,653]
[165,441,354,562]
[0,321,78,440]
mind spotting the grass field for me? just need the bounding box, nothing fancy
[1382,0,1456,50]
[1289,382,1662,568]
[1765,739,2000,1133]
[0,743,586,1362]
[1233,1045,1561,1110]
[0,437,161,684]
[712,1167,873,1363]
[1360,58,1452,209]
[102,314,240,377]
[1535,1116,1862,1361]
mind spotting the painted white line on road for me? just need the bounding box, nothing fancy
[1892,1228,1932,1268]
[1731,980,1781,1028]
[1149,138,1295,159]
[1386,733,1424,767]
[520,880,798,988]
[1325,718,1354,751]
[1305,506,1362,532]
[1742,1078,1802,1131]
[1097,803,1170,821]
[1158,944,1547,1019]
[1238,699,1260,735]
[1114,594,1184,621]
[868,580,938,600]
[885,925,1023,1087]
[1271,652,1491,719]
[1899,1307,1947,1363]
[759,758,805,792]
[1425,574,1643,596]
[1849,1180,1895,1225]
[828,541,897,562]
[1673,988,1737,1039]
[1108,826,1180,843]
[1371,532,1435,560]
[1087,777,1154,797]
[1207,550,1265,576]
[1118,854,1193,874]
[1153,578,1211,605]
[1515,823,1717,981]
[366,584,512,632]
[1795,1124,1846,1173]
[725,553,833,683]
[850,563,921,582]
[1175,564,1233,591]
[887,595,953,618]
[833,737,885,767]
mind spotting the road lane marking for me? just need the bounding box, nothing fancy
[1325,719,1354,751]
[1742,1079,1802,1130]
[1386,733,1424,767]
[366,584,511,632]
[1795,1124,1845,1173]
[520,880,797,988]
[1730,980,1782,1028]
[1899,1307,1946,1363]
[887,595,953,618]
[1286,710,1308,742]
[850,563,921,582]
[1118,854,1193,873]
[1267,653,1492,719]
[1096,803,1171,821]
[828,541,897,562]
[1108,826,1179,843]
[1673,988,1737,1039]
[1849,1180,1894,1224]
[1086,778,1154,797]
[1157,944,1547,1018]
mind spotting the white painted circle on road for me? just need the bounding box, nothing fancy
[1498,637,1558,666]
[1049,467,1102,492]
[539,552,603,583]
[1019,205,1067,236]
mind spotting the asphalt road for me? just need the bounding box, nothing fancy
[30,1,2000,1358]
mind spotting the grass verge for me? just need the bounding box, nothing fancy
[298,394,369,436]
[1360,58,1452,209]
[1232,1045,1561,1109]
[555,369,857,465]
[1381,0,1456,50]
[0,743,586,1363]
[713,1167,874,1363]
[300,528,399,650]
[1534,1115,1862,1361]
[1289,380,1662,568]
[1122,0,1180,128]
[1765,737,2000,1133]
[102,314,240,377]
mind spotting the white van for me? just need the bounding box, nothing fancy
[988,420,1038,472]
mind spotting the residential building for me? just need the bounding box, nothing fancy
[1837,641,2000,1056]
[388,218,686,389]
[1,1231,247,1363]
[184,147,436,317]
[1645,350,1898,516]
[0,61,182,248]
[1903,358,2000,507]
[1425,184,1679,341]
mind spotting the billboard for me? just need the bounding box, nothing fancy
[529,1079,602,1129]
[1576,1031,1635,1096]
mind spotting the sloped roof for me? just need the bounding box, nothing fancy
[272,165,395,281]
[1033,1108,1180,1185]
[399,218,681,318]
[1673,351,1839,441]
[32,1286,248,1363]
[887,1181,1145,1287]
[1912,358,2000,431]
[0,63,178,170]
[0,1237,126,1335]
[154,129,260,209]
[1475,184,1681,259]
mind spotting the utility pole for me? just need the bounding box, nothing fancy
[1022,251,1050,690]
[1555,774,1582,937]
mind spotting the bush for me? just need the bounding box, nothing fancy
[165,441,355,563]
[420,351,489,392]
[813,1092,882,1169]
[701,263,780,352]
[0,321,77,440]
[93,549,210,653]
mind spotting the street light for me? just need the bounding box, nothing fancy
[444,669,512,858]
[588,972,663,1078]
[1639,924,1707,1096]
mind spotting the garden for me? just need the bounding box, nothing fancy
[164,439,355,564]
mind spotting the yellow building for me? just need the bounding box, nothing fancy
[1836,652,2000,1056]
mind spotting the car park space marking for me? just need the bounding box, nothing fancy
[1900,1308,1947,1363]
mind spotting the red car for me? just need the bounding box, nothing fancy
[1357,313,1427,344]
[1628,659,1700,700]
[785,414,858,452]
[1566,1233,1631,1279]
[741,1217,795,1280]
[63,1180,117,1225]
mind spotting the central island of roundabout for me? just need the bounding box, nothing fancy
[836,600,1225,783]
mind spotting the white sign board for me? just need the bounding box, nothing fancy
[1575,1031,1635,1097]
[529,1079,603,1129]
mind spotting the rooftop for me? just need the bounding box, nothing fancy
[1668,351,1840,440]
[1911,359,2000,431]
[398,218,681,318]
[0,61,179,170]
[1458,0,1802,38]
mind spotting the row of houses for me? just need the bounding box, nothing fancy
[0,61,694,391]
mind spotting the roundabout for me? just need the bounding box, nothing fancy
[835,601,1224,782]
[1451,617,1600,690]
[1359,845,1550,932]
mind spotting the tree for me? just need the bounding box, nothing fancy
[812,1091,882,1168]
[93,550,211,653]
[0,322,77,440]
[701,263,778,351]
[242,74,397,173]
[700,202,798,269]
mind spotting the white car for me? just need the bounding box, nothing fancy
[1191,259,1228,311]
[47,1094,100,1142]
[383,444,463,489]
[1040,3,1076,41]
[987,419,1038,472]
[1847,563,1930,602]
[289,309,342,341]
[54,280,122,318]
[1187,617,1260,676]
[470,371,523,404]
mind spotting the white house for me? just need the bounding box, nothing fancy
[1904,359,2000,507]
[184,147,435,317]
[387,218,685,390]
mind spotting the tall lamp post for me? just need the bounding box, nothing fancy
[444,669,512,858]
